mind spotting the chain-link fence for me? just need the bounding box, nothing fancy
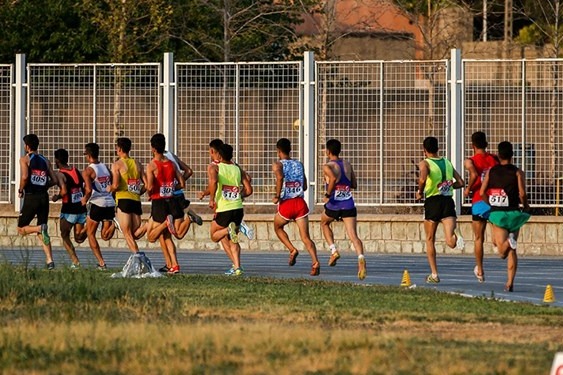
[0,65,12,202]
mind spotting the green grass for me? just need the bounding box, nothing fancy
[0,264,561,374]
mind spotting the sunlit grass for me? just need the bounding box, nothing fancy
[0,264,561,374]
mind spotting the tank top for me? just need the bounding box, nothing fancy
[60,167,87,214]
[163,151,184,197]
[25,153,49,194]
[469,152,498,203]
[149,159,176,201]
[215,163,243,213]
[424,157,454,198]
[89,163,115,207]
[115,157,141,203]
[280,159,305,200]
[487,164,520,211]
[326,159,355,210]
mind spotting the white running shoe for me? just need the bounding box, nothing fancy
[508,233,517,249]
[455,228,465,250]
[240,220,254,240]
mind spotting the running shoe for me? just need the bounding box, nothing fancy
[358,257,367,280]
[288,250,299,266]
[455,228,465,250]
[240,220,255,240]
[508,233,517,250]
[504,284,514,292]
[112,218,122,233]
[46,261,55,270]
[228,222,239,244]
[70,263,81,270]
[328,250,340,267]
[231,268,244,276]
[97,263,107,271]
[40,224,50,245]
[167,265,180,274]
[224,265,236,275]
[310,262,320,276]
[187,210,203,226]
[166,215,178,237]
[426,274,440,284]
[473,265,485,283]
[158,266,170,273]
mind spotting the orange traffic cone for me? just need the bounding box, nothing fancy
[401,269,412,287]
[543,285,556,303]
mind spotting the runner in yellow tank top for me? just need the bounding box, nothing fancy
[108,137,147,254]
[206,143,252,276]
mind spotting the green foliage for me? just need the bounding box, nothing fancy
[516,24,545,45]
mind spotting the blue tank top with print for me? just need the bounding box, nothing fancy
[280,159,305,200]
[326,159,355,210]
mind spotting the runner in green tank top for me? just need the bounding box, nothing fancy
[206,143,253,276]
[416,136,464,284]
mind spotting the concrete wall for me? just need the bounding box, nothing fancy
[2,210,562,257]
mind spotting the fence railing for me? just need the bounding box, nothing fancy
[2,51,561,211]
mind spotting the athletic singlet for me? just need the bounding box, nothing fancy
[115,157,141,203]
[215,163,243,213]
[149,159,176,200]
[424,157,454,198]
[469,152,498,203]
[164,151,184,197]
[487,164,520,211]
[89,163,115,208]
[326,159,355,211]
[59,167,86,214]
[280,159,305,200]
[25,153,49,194]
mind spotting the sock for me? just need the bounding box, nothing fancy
[358,254,365,260]
[329,244,337,253]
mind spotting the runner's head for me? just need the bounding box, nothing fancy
[326,139,341,157]
[423,136,439,154]
[116,137,132,154]
[497,141,513,161]
[209,139,223,161]
[54,148,69,167]
[218,143,233,162]
[471,131,488,150]
[84,143,100,160]
[150,133,166,154]
[276,138,291,156]
[23,134,39,152]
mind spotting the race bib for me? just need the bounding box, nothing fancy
[97,175,110,190]
[159,182,174,198]
[284,181,303,198]
[222,185,240,201]
[31,169,47,186]
[437,180,453,196]
[488,188,509,207]
[127,178,141,195]
[334,184,352,201]
[70,187,83,203]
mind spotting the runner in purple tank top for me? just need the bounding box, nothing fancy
[320,139,366,280]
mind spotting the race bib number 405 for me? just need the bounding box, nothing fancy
[488,188,509,207]
[222,185,240,201]
[31,169,47,186]
[127,178,141,194]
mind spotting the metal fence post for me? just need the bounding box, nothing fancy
[14,54,26,212]
[303,52,316,209]
[163,52,175,152]
[450,49,463,215]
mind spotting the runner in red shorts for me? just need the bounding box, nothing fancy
[272,138,320,276]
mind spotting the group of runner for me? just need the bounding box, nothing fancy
[16,131,530,289]
[418,132,530,292]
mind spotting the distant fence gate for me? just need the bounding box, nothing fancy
[3,51,562,211]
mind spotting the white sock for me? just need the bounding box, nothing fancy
[329,244,337,253]
[358,254,364,260]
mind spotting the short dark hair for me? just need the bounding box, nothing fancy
[471,131,488,149]
[423,136,439,153]
[218,143,233,161]
[23,134,39,151]
[116,137,132,153]
[326,139,341,156]
[209,139,224,152]
[54,148,69,165]
[84,143,99,159]
[150,133,166,154]
[276,138,291,154]
[497,141,513,160]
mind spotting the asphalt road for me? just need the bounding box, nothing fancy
[1,248,561,307]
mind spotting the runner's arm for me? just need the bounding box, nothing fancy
[174,155,193,181]
[81,167,94,205]
[241,167,253,198]
[348,162,358,190]
[108,162,120,193]
[207,163,218,209]
[463,158,477,197]
[145,162,155,194]
[517,169,530,210]
[479,169,490,203]
[272,161,283,203]
[415,160,429,201]
[18,156,28,196]
[174,162,185,189]
[452,168,464,189]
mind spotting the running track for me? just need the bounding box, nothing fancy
[1,248,562,307]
